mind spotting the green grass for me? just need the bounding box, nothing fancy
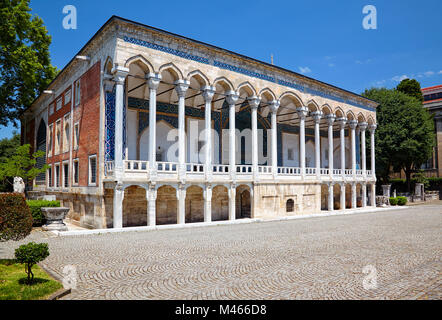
[0,259,62,300]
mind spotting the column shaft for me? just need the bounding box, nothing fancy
[177,186,186,224]
[312,113,322,178]
[229,185,236,220]
[204,185,212,222]
[226,92,239,178]
[113,185,124,228]
[340,183,346,210]
[249,97,261,178]
[203,87,215,179]
[147,73,161,174]
[175,80,190,177]
[147,186,156,226]
[328,183,334,211]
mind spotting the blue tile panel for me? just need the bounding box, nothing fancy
[105,91,116,161]
[123,36,375,112]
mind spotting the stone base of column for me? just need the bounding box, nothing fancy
[113,183,124,228]
[228,185,236,221]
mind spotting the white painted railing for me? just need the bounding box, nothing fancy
[356,169,363,175]
[236,165,253,174]
[306,167,316,175]
[320,168,329,175]
[157,161,178,172]
[212,164,229,174]
[344,169,353,176]
[105,161,114,175]
[124,160,149,172]
[332,169,341,175]
[366,170,372,176]
[278,167,301,175]
[187,163,204,173]
[258,166,272,174]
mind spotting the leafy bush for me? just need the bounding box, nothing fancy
[397,196,407,206]
[0,193,33,242]
[389,197,398,206]
[26,200,60,226]
[15,242,50,284]
[427,177,442,191]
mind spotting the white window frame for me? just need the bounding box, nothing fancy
[55,119,61,155]
[72,158,79,186]
[47,124,53,157]
[88,154,97,186]
[73,122,79,150]
[48,103,54,116]
[64,89,71,105]
[74,80,81,106]
[54,163,60,188]
[62,160,69,189]
[56,97,62,111]
[47,164,52,188]
[63,113,70,153]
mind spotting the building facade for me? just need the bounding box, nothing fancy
[21,16,378,229]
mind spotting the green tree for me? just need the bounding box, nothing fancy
[0,132,20,191]
[15,242,50,284]
[396,78,424,102]
[363,88,434,191]
[0,0,58,126]
[0,144,47,187]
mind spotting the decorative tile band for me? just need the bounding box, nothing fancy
[123,36,375,112]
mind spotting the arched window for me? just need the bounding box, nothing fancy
[35,119,46,184]
[286,199,294,213]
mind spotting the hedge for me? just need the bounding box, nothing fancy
[389,197,398,206]
[397,196,407,206]
[389,177,442,193]
[26,200,60,226]
[0,193,33,241]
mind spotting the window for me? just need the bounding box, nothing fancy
[55,120,61,155]
[63,162,69,188]
[287,148,294,161]
[48,103,54,116]
[88,155,97,185]
[73,122,79,150]
[63,114,70,153]
[73,159,79,185]
[47,124,53,157]
[56,97,62,111]
[47,165,52,187]
[74,80,81,106]
[54,163,60,188]
[286,199,294,213]
[64,89,71,105]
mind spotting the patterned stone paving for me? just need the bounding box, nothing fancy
[1,205,441,300]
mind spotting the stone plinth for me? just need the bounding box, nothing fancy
[382,185,391,198]
[42,207,70,231]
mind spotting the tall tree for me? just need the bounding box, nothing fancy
[363,88,434,191]
[0,132,20,191]
[0,0,57,126]
[396,78,424,102]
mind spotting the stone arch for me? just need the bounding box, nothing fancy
[187,70,209,88]
[212,185,229,221]
[333,184,341,210]
[346,110,356,121]
[335,107,345,119]
[321,104,333,115]
[213,77,234,92]
[237,81,257,97]
[185,185,204,223]
[123,185,147,227]
[125,54,154,74]
[236,184,251,219]
[345,184,352,209]
[260,88,277,102]
[279,91,303,108]
[306,99,320,112]
[187,71,209,108]
[357,113,366,123]
[103,56,113,75]
[356,183,363,207]
[158,62,183,80]
[286,198,295,213]
[367,115,375,125]
[321,184,328,210]
[156,185,178,225]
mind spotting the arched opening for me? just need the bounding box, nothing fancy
[212,185,229,221]
[286,199,295,213]
[156,185,178,225]
[139,120,177,162]
[333,184,341,210]
[35,119,47,184]
[321,184,328,210]
[345,184,352,208]
[356,183,363,207]
[123,185,147,227]
[185,185,204,223]
[236,185,251,219]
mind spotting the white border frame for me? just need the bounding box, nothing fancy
[88,154,97,186]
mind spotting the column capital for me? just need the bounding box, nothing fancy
[174,79,190,97]
[202,85,216,102]
[147,73,162,90]
[358,121,368,131]
[369,124,377,133]
[325,114,336,125]
[348,119,358,129]
[269,100,280,114]
[112,66,129,85]
[336,117,347,128]
[226,91,239,105]
[311,111,323,123]
[248,96,261,110]
[296,106,308,119]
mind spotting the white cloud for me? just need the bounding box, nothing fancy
[328,63,335,67]
[423,71,435,77]
[391,75,408,82]
[438,70,442,74]
[299,66,311,74]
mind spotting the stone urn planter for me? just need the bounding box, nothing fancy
[41,207,70,231]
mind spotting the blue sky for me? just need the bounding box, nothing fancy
[1,0,441,139]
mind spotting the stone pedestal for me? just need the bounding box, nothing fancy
[382,185,391,198]
[414,183,424,201]
[42,207,70,231]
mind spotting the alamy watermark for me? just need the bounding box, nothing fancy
[362,5,377,30]
[62,5,77,30]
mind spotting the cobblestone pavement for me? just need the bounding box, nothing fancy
[1,205,441,300]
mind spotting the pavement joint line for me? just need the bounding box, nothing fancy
[52,206,409,237]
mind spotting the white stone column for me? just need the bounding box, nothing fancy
[297,106,308,178]
[326,115,336,178]
[177,184,186,224]
[113,183,124,228]
[112,66,129,179]
[204,184,212,222]
[249,97,261,179]
[362,183,367,207]
[359,122,368,177]
[175,80,190,179]
[349,120,358,178]
[328,183,334,211]
[371,183,376,206]
[337,118,347,178]
[312,112,322,179]
[147,73,162,177]
[228,184,236,220]
[340,183,346,210]
[146,185,157,226]
[202,86,216,180]
[369,124,377,178]
[270,101,281,177]
[226,91,239,179]
[351,182,357,209]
